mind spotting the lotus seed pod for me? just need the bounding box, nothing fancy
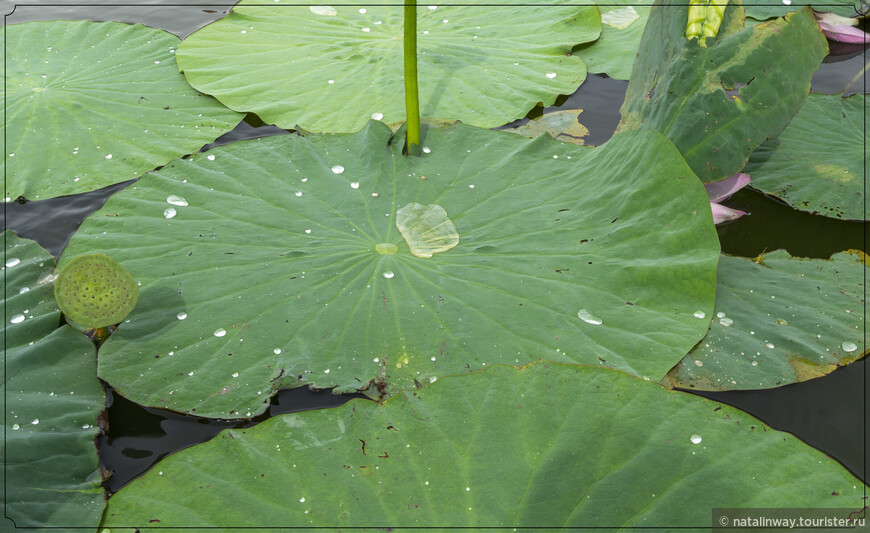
[54,254,139,328]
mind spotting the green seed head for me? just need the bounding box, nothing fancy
[54,254,139,328]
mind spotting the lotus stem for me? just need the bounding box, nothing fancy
[404,0,421,156]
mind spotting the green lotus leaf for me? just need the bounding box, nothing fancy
[54,253,140,328]
[744,1,861,21]
[101,362,865,528]
[575,2,653,80]
[175,1,600,132]
[2,231,105,529]
[664,250,867,391]
[2,20,243,201]
[503,108,590,145]
[61,122,719,418]
[617,0,828,183]
[743,93,867,221]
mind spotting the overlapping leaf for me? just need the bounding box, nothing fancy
[617,0,828,182]
[743,93,866,221]
[665,250,866,391]
[61,122,719,418]
[2,231,105,528]
[101,362,866,528]
[176,1,600,132]
[575,2,652,80]
[2,20,243,200]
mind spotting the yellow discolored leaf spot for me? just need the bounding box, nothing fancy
[375,242,398,255]
[396,203,459,259]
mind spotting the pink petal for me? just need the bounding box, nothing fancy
[705,173,751,203]
[818,21,870,43]
[711,202,746,225]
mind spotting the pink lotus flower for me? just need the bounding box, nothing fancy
[705,173,750,225]
[814,11,870,44]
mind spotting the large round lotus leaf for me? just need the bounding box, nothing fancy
[54,253,140,328]
[575,2,652,80]
[2,20,243,200]
[743,93,866,221]
[175,1,600,132]
[61,122,720,419]
[664,251,866,391]
[2,231,105,529]
[617,1,827,183]
[101,362,865,528]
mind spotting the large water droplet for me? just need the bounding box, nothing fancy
[164,208,177,219]
[692,310,706,319]
[546,72,557,79]
[10,314,25,324]
[690,434,702,444]
[842,341,858,353]
[383,271,395,279]
[309,5,337,16]
[396,203,459,258]
[371,112,384,120]
[214,328,227,337]
[350,182,360,189]
[177,312,187,320]
[5,258,20,268]
[331,165,345,174]
[166,195,188,207]
[577,309,602,325]
[718,317,733,327]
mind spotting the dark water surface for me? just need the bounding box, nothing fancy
[2,2,867,497]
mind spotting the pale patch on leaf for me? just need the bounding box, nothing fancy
[505,109,589,145]
[396,203,460,259]
[601,6,640,29]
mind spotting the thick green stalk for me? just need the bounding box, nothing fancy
[404,1,421,156]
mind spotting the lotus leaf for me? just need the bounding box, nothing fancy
[617,1,828,182]
[664,250,866,391]
[575,2,653,80]
[175,1,600,132]
[61,122,719,418]
[743,93,866,221]
[100,363,866,528]
[2,231,105,529]
[2,20,243,200]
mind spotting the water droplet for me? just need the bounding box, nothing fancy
[373,358,379,363]
[442,19,449,23]
[328,79,335,84]
[546,72,557,79]
[11,424,19,430]
[177,312,187,320]
[362,27,371,32]
[716,311,726,318]
[5,258,20,267]
[105,154,112,159]
[188,371,195,376]
[765,343,775,349]
[10,314,25,324]
[309,5,337,15]
[842,341,858,353]
[690,434,702,444]
[273,348,282,354]
[350,182,360,189]
[429,376,437,383]
[359,8,367,13]
[718,317,733,327]
[305,229,312,234]
[383,271,395,279]
[214,328,227,337]
[166,195,188,207]
[232,372,239,378]
[324,369,330,374]
[299,497,306,503]
[18,287,29,294]
[693,310,706,319]
[164,208,177,219]
[31,419,39,425]
[371,112,384,120]
[331,165,345,174]
[207,154,216,161]
[751,360,759,366]
[428,5,437,10]
[422,146,431,154]
[396,203,460,258]
[577,309,602,325]
[295,191,303,197]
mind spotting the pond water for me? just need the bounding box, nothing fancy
[2,2,867,494]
